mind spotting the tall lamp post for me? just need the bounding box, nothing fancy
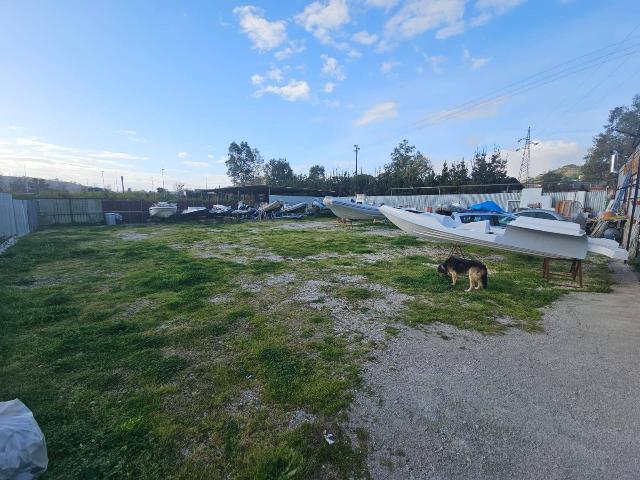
[353,144,360,176]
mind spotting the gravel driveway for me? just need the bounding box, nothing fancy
[348,261,640,479]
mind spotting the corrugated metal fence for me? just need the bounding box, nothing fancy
[0,193,39,238]
[361,190,608,215]
[37,198,103,225]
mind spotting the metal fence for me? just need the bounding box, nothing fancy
[0,193,39,238]
[37,198,103,225]
[339,190,609,215]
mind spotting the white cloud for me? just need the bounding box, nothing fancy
[255,79,311,101]
[504,138,583,178]
[0,136,231,190]
[216,155,228,164]
[384,0,466,41]
[251,73,265,85]
[380,60,399,73]
[324,82,336,93]
[274,40,306,60]
[6,125,23,131]
[118,129,137,136]
[347,49,362,58]
[471,0,524,26]
[268,67,284,82]
[355,101,398,126]
[423,95,508,124]
[177,151,189,158]
[295,0,350,45]
[365,0,400,7]
[463,48,490,69]
[352,30,378,45]
[321,54,346,80]
[233,5,287,52]
[424,53,446,74]
[183,161,210,168]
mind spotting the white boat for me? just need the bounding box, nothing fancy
[324,196,385,220]
[210,204,231,215]
[281,202,307,214]
[149,202,177,218]
[262,200,284,212]
[180,206,208,218]
[380,206,628,260]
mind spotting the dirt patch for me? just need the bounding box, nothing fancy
[294,274,412,341]
[288,409,318,429]
[124,298,154,317]
[118,232,149,241]
[346,262,640,479]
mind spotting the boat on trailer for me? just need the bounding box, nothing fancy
[281,202,307,214]
[324,197,385,221]
[149,202,178,218]
[180,206,208,219]
[379,206,628,260]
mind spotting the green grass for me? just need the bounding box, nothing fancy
[0,218,612,478]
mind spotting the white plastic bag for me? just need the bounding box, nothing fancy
[0,399,48,480]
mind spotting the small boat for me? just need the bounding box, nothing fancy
[231,204,256,217]
[324,196,385,220]
[281,202,307,214]
[380,205,628,260]
[262,200,284,213]
[180,206,208,219]
[210,204,231,216]
[149,202,177,218]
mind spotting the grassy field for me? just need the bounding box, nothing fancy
[0,218,611,479]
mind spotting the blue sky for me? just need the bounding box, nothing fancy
[1,0,639,190]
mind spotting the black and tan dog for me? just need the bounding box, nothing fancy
[437,256,488,291]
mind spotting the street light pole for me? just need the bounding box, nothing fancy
[101,170,105,190]
[353,144,360,176]
[161,168,165,190]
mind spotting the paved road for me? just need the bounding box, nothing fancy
[348,262,640,479]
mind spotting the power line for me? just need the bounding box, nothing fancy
[416,47,639,126]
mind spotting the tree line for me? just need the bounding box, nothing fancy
[225,139,520,196]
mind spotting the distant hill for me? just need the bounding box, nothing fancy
[532,164,583,183]
[0,175,88,193]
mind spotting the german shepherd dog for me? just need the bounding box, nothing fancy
[437,256,488,292]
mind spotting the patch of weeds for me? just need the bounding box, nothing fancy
[384,325,400,337]
[338,287,381,301]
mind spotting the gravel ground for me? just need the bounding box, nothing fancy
[348,261,640,479]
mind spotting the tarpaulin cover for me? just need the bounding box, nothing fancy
[468,201,505,213]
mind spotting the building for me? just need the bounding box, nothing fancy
[197,185,336,207]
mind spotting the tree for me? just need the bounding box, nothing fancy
[470,147,508,185]
[582,94,640,181]
[264,158,294,186]
[540,170,570,192]
[383,139,435,190]
[449,159,469,187]
[225,141,264,186]
[308,165,325,182]
[438,161,451,186]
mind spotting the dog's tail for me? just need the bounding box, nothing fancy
[481,268,488,289]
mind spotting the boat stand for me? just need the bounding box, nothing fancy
[447,244,466,259]
[542,258,583,288]
[335,218,353,228]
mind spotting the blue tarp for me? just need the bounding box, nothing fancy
[468,201,505,213]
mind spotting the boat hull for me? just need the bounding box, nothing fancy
[380,206,597,260]
[149,206,177,218]
[325,198,385,220]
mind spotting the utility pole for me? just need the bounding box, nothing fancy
[161,168,165,190]
[517,127,531,186]
[517,127,538,187]
[353,144,360,176]
[121,175,125,193]
[101,171,105,191]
